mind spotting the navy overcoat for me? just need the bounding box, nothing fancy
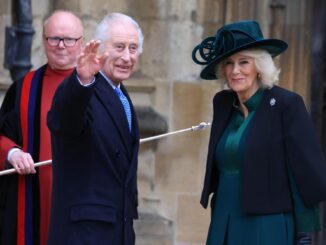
[47,71,139,245]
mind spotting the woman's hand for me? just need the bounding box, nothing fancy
[296,232,312,245]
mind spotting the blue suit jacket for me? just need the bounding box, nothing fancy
[201,86,326,214]
[47,71,139,245]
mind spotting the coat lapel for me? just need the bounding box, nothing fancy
[209,91,235,156]
[119,84,140,184]
[244,88,278,146]
[94,75,133,157]
[93,74,140,185]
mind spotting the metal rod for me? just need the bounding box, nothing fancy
[0,159,52,176]
[140,122,210,143]
[0,122,211,176]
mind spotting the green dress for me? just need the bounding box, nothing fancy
[206,89,320,245]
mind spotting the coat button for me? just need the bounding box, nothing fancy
[115,149,120,157]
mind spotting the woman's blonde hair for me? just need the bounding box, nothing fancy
[215,49,281,88]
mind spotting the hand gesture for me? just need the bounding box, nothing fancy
[9,149,36,175]
[76,40,109,85]
[296,232,312,245]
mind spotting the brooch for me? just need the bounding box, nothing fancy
[270,98,276,106]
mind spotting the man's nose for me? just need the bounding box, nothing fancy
[58,39,65,48]
[121,48,131,61]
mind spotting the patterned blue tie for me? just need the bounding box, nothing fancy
[115,87,132,131]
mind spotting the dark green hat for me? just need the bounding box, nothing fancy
[192,20,288,80]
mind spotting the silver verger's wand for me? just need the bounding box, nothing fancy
[0,122,211,176]
[140,121,210,143]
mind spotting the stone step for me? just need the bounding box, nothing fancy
[135,210,174,245]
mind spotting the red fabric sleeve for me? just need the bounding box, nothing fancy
[0,135,19,170]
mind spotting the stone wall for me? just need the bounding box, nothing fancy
[0,0,11,102]
[0,0,313,244]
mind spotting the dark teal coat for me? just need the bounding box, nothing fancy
[201,86,326,213]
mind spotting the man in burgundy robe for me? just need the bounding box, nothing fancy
[0,10,84,245]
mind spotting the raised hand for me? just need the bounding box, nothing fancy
[76,40,109,85]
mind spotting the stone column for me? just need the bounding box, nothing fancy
[0,0,11,87]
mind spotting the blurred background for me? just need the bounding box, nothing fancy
[0,0,326,244]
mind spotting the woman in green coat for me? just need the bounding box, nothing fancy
[192,20,326,245]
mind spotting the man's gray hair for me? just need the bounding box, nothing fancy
[94,13,144,53]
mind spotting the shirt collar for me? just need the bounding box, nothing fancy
[99,70,120,89]
[244,88,264,112]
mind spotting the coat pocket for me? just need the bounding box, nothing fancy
[70,204,117,223]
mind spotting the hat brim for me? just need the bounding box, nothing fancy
[200,39,288,80]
